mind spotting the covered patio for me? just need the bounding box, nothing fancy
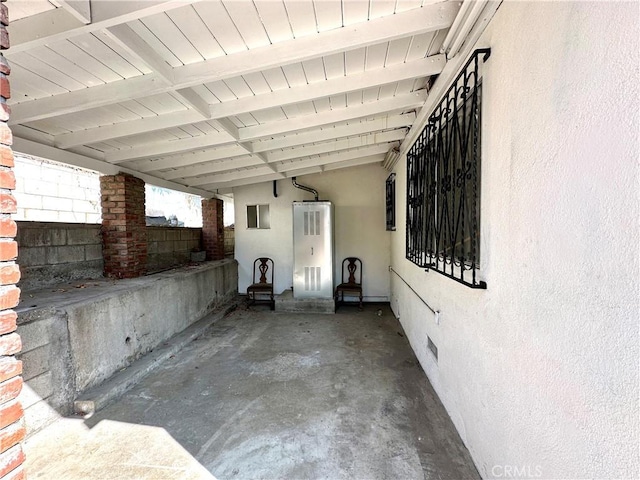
[0,1,637,479]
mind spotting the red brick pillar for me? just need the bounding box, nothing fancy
[0,2,27,479]
[202,198,224,261]
[100,173,147,278]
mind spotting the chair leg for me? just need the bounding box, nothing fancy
[359,293,363,310]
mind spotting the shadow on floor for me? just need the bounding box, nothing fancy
[24,303,479,480]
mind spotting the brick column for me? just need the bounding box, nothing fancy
[0,2,27,479]
[100,173,147,278]
[202,198,224,261]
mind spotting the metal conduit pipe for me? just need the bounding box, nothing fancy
[291,177,318,201]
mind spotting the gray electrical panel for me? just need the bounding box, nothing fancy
[293,201,333,299]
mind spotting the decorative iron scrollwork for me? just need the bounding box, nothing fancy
[406,49,490,289]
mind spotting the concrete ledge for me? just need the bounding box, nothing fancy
[275,289,335,314]
[16,259,238,436]
[74,302,237,417]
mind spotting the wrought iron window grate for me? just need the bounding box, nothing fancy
[386,173,396,231]
[406,49,490,289]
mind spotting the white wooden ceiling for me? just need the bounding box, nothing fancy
[6,0,473,196]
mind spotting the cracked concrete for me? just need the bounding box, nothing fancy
[24,303,479,479]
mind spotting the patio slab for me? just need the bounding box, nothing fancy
[24,303,479,479]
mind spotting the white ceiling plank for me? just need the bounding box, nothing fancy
[140,12,203,66]
[9,1,203,54]
[265,128,408,162]
[274,144,392,172]
[10,52,86,92]
[12,136,215,197]
[237,90,428,142]
[322,53,345,79]
[70,33,142,79]
[342,0,370,26]
[284,0,318,38]
[250,112,415,153]
[167,6,225,60]
[222,1,271,49]
[11,4,456,124]
[313,0,343,32]
[192,1,247,55]
[173,2,459,86]
[209,55,444,120]
[163,155,264,180]
[54,109,204,148]
[132,144,251,173]
[253,1,293,44]
[106,131,235,163]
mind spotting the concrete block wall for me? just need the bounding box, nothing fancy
[147,226,201,272]
[13,154,101,224]
[224,226,234,258]
[16,259,238,436]
[16,222,103,290]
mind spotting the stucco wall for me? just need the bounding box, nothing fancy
[234,164,391,301]
[389,2,639,478]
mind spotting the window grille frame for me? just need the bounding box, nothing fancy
[406,49,490,289]
[386,173,396,231]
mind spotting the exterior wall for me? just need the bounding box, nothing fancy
[16,222,103,290]
[234,164,390,301]
[0,3,26,478]
[16,259,238,436]
[13,154,101,224]
[389,2,639,479]
[147,226,201,272]
[224,226,234,258]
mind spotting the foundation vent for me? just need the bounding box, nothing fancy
[427,336,438,362]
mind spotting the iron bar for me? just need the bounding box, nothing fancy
[406,49,489,289]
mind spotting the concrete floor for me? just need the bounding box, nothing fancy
[24,303,479,480]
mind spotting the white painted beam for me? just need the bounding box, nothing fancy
[9,1,202,54]
[175,88,211,119]
[10,4,454,124]
[249,113,416,153]
[54,109,203,149]
[106,131,235,163]
[274,144,392,173]
[161,155,265,180]
[104,24,175,82]
[129,144,251,173]
[265,129,408,163]
[200,173,285,191]
[238,91,428,142]
[322,155,386,172]
[175,2,458,87]
[12,136,214,197]
[186,165,278,187]
[11,73,171,125]
[210,55,445,119]
[59,0,91,24]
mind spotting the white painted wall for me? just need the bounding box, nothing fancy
[390,2,639,478]
[234,164,391,301]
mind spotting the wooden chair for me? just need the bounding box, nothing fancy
[247,257,275,310]
[335,257,363,311]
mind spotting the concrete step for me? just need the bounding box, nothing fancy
[275,289,335,314]
[73,302,237,417]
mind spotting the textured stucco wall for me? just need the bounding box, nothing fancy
[234,164,391,301]
[390,2,639,478]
